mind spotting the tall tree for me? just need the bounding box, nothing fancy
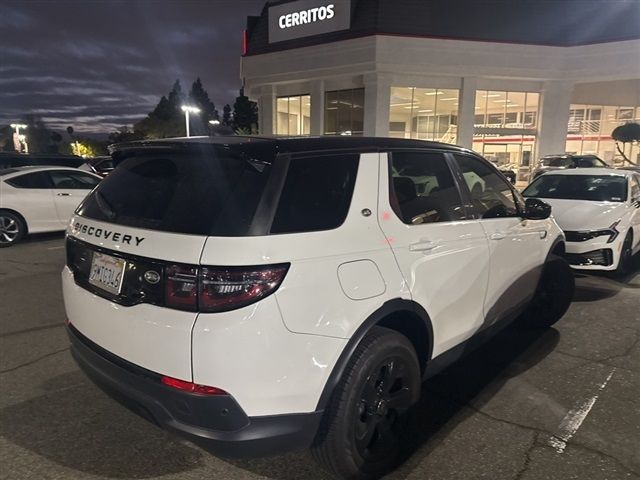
[232,88,258,134]
[612,123,640,165]
[222,104,232,127]
[134,80,185,138]
[22,115,59,153]
[188,78,219,136]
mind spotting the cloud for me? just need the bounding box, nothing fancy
[0,0,265,134]
[0,8,35,28]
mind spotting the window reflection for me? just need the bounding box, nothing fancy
[324,88,364,135]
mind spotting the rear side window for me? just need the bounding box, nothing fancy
[270,154,359,234]
[50,171,100,189]
[5,172,52,189]
[79,147,274,236]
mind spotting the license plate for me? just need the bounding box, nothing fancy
[89,252,126,295]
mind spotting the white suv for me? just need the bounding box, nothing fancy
[62,136,574,479]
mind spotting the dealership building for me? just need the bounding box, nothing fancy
[241,0,640,179]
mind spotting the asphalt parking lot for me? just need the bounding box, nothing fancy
[1,233,639,480]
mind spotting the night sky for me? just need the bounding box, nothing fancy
[0,0,265,136]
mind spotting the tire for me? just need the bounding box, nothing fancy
[312,327,421,480]
[0,211,26,247]
[520,255,575,328]
[614,230,634,276]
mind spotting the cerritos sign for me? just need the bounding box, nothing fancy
[269,0,351,43]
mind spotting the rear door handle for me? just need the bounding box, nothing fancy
[57,193,71,196]
[490,232,506,240]
[409,240,438,252]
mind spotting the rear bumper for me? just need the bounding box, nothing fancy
[67,323,323,458]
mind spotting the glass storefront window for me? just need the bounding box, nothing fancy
[566,103,640,165]
[389,87,459,143]
[473,90,540,178]
[276,94,310,136]
[324,88,364,135]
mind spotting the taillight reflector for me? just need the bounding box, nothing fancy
[161,376,227,395]
[165,265,198,310]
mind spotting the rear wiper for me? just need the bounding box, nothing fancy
[95,191,116,221]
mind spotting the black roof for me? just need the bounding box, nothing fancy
[246,0,640,55]
[109,135,471,160]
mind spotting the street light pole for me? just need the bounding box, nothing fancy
[181,105,200,137]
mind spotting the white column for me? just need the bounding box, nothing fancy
[310,79,325,135]
[363,73,392,137]
[537,81,574,159]
[457,77,477,149]
[258,85,276,135]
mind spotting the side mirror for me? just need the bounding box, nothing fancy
[523,198,551,220]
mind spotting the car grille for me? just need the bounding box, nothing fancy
[564,249,613,267]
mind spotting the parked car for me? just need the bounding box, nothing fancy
[63,136,574,479]
[522,168,640,274]
[0,152,85,169]
[0,166,101,247]
[84,156,114,177]
[532,154,608,180]
[488,160,517,184]
[617,165,640,174]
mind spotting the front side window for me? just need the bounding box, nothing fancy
[49,171,100,189]
[270,154,359,234]
[5,171,52,189]
[389,151,466,224]
[453,154,519,219]
[523,175,628,203]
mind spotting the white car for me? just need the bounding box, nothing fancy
[523,168,640,274]
[62,137,574,479]
[0,166,101,247]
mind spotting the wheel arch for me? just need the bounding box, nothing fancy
[315,298,433,411]
[549,234,565,258]
[0,208,28,234]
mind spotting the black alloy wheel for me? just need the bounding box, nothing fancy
[312,327,421,479]
[0,211,25,247]
[354,356,414,461]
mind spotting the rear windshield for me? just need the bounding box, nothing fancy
[78,146,360,236]
[79,146,274,236]
[541,156,605,168]
[522,175,628,202]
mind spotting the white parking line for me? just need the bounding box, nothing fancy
[47,246,65,250]
[548,368,616,453]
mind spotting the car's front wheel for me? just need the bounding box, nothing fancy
[312,327,421,479]
[0,211,26,248]
[520,255,575,328]
[615,230,634,276]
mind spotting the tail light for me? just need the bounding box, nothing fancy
[165,265,198,310]
[199,264,289,312]
[161,375,227,395]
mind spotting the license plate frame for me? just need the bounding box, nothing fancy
[88,252,126,295]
